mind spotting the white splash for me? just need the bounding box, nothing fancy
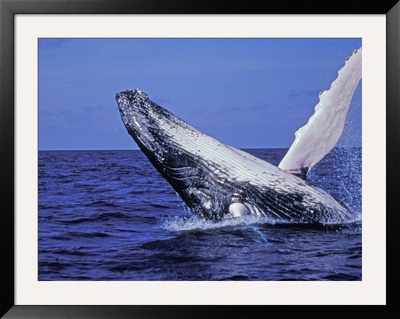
[161,214,289,232]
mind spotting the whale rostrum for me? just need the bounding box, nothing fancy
[116,49,361,224]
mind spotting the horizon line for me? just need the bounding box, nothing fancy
[38,146,362,152]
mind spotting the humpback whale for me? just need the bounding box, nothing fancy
[116,48,362,224]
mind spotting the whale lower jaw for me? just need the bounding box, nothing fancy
[116,89,356,224]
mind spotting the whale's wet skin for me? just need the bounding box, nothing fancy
[116,49,361,224]
[116,91,355,224]
[116,48,361,225]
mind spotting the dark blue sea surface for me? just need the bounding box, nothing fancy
[38,148,361,281]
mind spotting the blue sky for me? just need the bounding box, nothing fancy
[39,38,362,150]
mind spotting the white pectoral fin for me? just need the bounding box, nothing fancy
[278,48,362,178]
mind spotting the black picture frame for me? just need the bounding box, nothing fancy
[1,0,399,318]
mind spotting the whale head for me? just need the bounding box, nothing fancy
[116,89,207,176]
[116,88,235,219]
[117,89,167,155]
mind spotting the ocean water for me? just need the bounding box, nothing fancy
[38,148,361,281]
